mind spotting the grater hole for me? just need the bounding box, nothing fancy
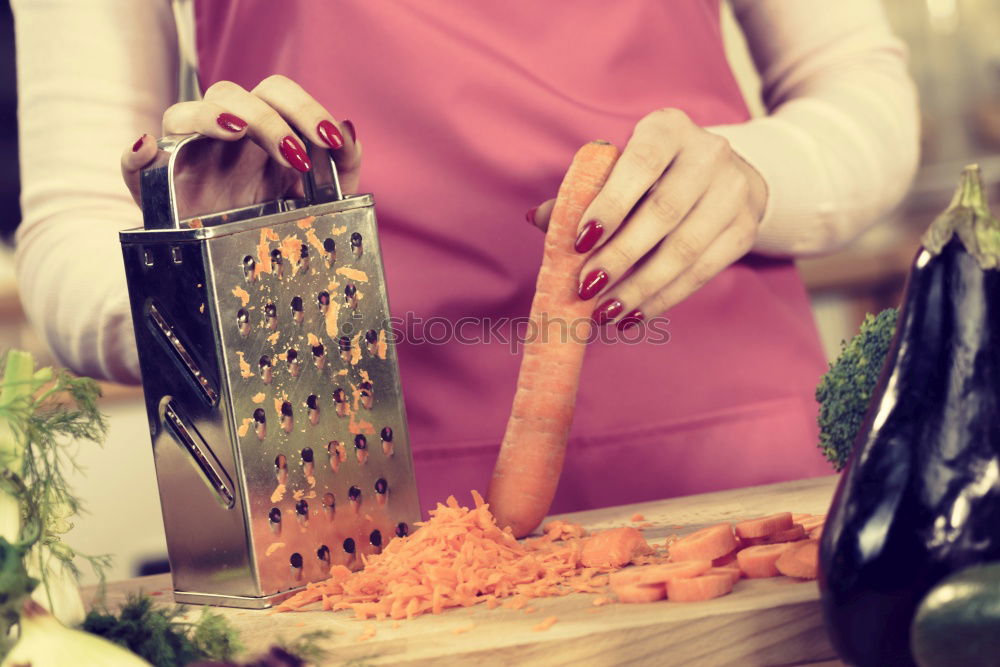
[287,348,301,377]
[290,297,304,325]
[359,381,374,410]
[270,249,283,278]
[295,499,309,517]
[144,249,155,267]
[338,336,352,362]
[269,507,281,535]
[323,238,336,265]
[351,232,363,258]
[327,441,345,472]
[354,434,367,449]
[299,245,310,273]
[264,302,278,329]
[290,552,303,569]
[343,538,356,554]
[237,309,251,336]
[312,343,326,369]
[381,427,394,457]
[322,492,335,517]
[253,408,267,440]
[348,485,362,505]
[317,291,330,313]
[280,401,294,433]
[365,329,378,355]
[396,522,409,538]
[345,284,358,309]
[317,544,330,563]
[275,454,288,483]
[333,388,349,417]
[259,355,273,384]
[242,255,255,281]
[301,447,314,463]
[370,529,383,549]
[306,394,320,424]
[374,478,388,494]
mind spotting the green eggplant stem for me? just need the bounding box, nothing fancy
[922,164,1000,269]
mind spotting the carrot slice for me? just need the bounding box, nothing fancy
[609,561,711,587]
[581,527,652,568]
[712,550,740,569]
[666,574,735,602]
[613,583,666,603]
[487,141,621,538]
[669,523,737,561]
[706,567,742,586]
[741,524,807,546]
[734,513,794,539]
[776,540,820,579]
[737,543,793,578]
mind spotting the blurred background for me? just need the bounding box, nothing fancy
[0,0,998,584]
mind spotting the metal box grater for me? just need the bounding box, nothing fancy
[120,134,421,608]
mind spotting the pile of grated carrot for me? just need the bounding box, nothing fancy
[275,491,652,621]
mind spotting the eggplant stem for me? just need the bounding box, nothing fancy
[922,164,1000,269]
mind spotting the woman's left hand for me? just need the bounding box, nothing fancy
[528,109,768,330]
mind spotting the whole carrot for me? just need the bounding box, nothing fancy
[487,141,620,537]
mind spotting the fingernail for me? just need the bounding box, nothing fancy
[317,120,345,149]
[617,309,645,331]
[279,136,312,172]
[578,269,609,300]
[217,113,247,132]
[575,220,603,253]
[592,298,623,325]
[343,119,357,143]
[132,134,146,152]
[525,206,538,225]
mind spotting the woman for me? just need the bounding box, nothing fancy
[12,1,918,513]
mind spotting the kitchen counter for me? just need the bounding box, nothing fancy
[88,475,842,666]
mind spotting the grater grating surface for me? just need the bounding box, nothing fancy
[120,135,420,607]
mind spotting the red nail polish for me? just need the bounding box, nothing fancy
[617,309,645,331]
[217,113,247,132]
[525,206,538,225]
[279,136,312,172]
[317,120,344,149]
[132,135,146,152]
[592,298,623,325]
[578,269,609,300]
[342,119,357,143]
[575,220,603,253]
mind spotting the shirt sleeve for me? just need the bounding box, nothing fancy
[709,0,920,257]
[12,0,178,383]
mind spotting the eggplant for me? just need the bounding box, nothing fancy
[819,165,1000,667]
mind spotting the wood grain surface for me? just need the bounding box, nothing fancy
[87,475,843,666]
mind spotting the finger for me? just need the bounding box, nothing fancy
[203,80,312,172]
[162,100,250,139]
[628,213,758,326]
[121,133,159,206]
[573,109,693,254]
[252,75,362,191]
[577,132,731,300]
[587,168,749,325]
[526,199,556,233]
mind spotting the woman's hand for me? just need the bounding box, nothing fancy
[529,109,767,330]
[120,75,360,215]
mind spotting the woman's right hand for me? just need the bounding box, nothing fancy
[120,75,360,215]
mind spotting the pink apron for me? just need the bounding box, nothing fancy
[195,0,833,515]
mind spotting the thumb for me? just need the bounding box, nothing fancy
[526,198,556,233]
[120,134,159,207]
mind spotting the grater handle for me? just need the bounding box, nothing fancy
[139,134,345,231]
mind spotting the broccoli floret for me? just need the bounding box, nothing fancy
[816,308,898,471]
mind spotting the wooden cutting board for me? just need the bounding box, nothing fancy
[90,475,841,666]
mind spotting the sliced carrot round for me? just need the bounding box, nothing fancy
[776,540,819,579]
[613,583,666,603]
[734,512,793,539]
[669,523,737,562]
[736,543,792,578]
[580,527,652,568]
[666,573,735,602]
[610,561,711,587]
[712,550,740,568]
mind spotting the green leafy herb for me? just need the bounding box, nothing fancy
[274,628,332,665]
[83,593,243,666]
[815,308,898,470]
